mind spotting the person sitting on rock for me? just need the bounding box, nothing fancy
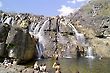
[34,61,39,71]
[39,64,43,72]
[12,59,17,66]
[3,58,9,67]
[42,63,47,72]
[76,71,80,73]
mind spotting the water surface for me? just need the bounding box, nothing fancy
[33,58,110,73]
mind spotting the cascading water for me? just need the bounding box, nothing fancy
[29,19,49,59]
[85,47,95,59]
[64,20,94,59]
[36,40,44,59]
[36,19,49,59]
[68,22,85,45]
[33,21,42,35]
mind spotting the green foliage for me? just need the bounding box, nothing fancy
[7,43,16,49]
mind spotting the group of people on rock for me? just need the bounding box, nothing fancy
[33,50,62,73]
[34,61,48,73]
[2,58,17,67]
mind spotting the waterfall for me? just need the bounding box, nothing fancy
[37,19,49,44]
[29,19,49,59]
[85,47,95,59]
[64,20,94,59]
[29,21,41,37]
[68,22,85,45]
[34,19,49,59]
[36,41,44,59]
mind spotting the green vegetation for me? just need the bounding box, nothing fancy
[7,43,16,49]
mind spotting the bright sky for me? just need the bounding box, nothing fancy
[0,0,90,16]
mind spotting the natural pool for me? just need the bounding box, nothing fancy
[28,58,110,73]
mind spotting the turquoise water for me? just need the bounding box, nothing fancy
[33,58,110,73]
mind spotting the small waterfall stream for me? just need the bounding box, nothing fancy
[68,22,85,45]
[65,20,94,59]
[86,47,95,59]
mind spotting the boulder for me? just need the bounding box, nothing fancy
[6,27,36,63]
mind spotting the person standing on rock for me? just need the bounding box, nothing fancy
[52,62,61,71]
[53,61,61,73]
[76,46,81,58]
[3,58,9,67]
[54,51,59,61]
[42,63,47,72]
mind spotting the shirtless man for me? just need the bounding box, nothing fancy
[52,62,60,70]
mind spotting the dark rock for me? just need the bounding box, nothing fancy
[0,23,10,57]
[6,27,36,63]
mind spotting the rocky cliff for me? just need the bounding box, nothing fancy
[67,0,110,57]
[0,0,110,63]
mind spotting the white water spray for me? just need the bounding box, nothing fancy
[85,47,95,59]
[64,20,94,59]
[36,19,49,59]
[29,19,49,59]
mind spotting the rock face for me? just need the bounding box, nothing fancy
[29,17,77,58]
[6,27,36,63]
[0,0,110,60]
[0,13,40,63]
[67,0,110,57]
[0,23,10,57]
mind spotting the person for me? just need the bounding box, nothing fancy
[34,61,39,70]
[55,69,61,73]
[39,64,43,72]
[76,71,80,73]
[12,59,17,66]
[76,46,81,58]
[52,62,60,70]
[42,63,47,72]
[80,47,85,57]
[3,58,9,67]
[54,52,59,60]
[3,58,12,67]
